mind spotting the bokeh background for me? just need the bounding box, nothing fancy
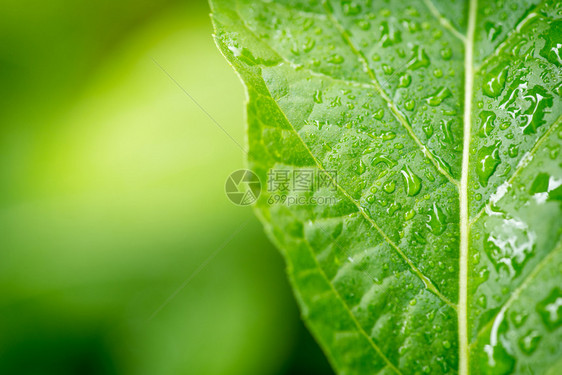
[0,1,333,373]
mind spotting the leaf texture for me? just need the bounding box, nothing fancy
[210,0,562,373]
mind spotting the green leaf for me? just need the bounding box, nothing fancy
[210,0,562,373]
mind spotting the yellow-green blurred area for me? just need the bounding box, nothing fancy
[0,1,332,373]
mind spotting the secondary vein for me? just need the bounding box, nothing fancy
[229,5,455,306]
[474,0,548,73]
[299,230,404,374]
[470,241,562,348]
[422,0,467,42]
[271,88,456,309]
[470,115,562,226]
[322,1,460,187]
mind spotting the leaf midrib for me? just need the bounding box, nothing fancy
[459,0,478,374]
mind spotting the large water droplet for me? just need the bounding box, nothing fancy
[520,86,553,135]
[423,123,434,138]
[482,342,515,375]
[484,21,503,42]
[398,74,411,88]
[440,119,454,143]
[440,47,452,60]
[499,76,527,117]
[358,159,367,175]
[404,209,415,220]
[478,111,497,137]
[518,330,541,355]
[426,203,446,235]
[383,180,396,193]
[482,315,515,375]
[382,131,396,141]
[425,87,452,106]
[508,144,518,158]
[407,45,430,70]
[373,108,384,120]
[387,202,401,215]
[328,54,344,64]
[313,89,323,104]
[537,288,562,331]
[483,65,508,98]
[401,166,422,196]
[382,64,394,75]
[380,21,401,47]
[405,100,415,111]
[476,141,501,187]
[539,20,562,67]
[371,154,397,168]
[484,216,535,277]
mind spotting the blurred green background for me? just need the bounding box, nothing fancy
[0,1,333,373]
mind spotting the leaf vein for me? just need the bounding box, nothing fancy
[470,114,562,226]
[421,0,467,42]
[470,240,562,347]
[294,220,404,374]
[321,1,460,187]
[458,0,478,373]
[265,78,457,310]
[232,1,457,309]
[475,0,548,73]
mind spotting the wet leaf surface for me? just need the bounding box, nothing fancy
[210,0,562,373]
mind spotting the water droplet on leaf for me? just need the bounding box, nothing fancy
[478,111,497,137]
[426,203,446,235]
[425,87,452,106]
[483,65,508,98]
[313,90,323,104]
[537,288,562,331]
[518,330,541,355]
[440,47,452,60]
[398,74,412,87]
[476,141,502,187]
[401,166,422,196]
[380,21,402,47]
[408,45,430,70]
